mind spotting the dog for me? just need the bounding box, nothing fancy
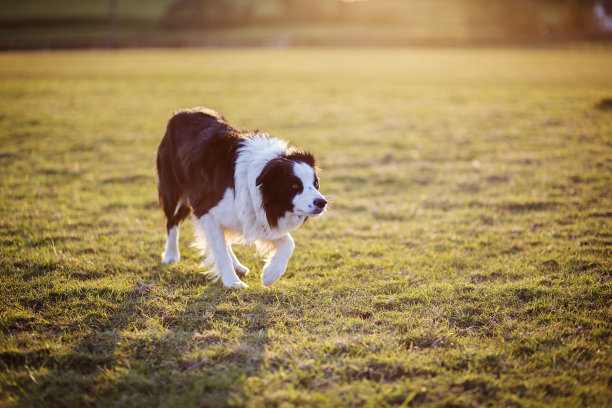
[156,107,327,288]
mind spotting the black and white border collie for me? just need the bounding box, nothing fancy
[156,107,327,288]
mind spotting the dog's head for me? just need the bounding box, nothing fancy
[256,151,327,229]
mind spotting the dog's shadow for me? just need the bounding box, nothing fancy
[136,263,275,405]
[14,263,273,406]
[171,276,273,402]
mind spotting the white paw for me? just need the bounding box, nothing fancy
[161,251,180,264]
[224,280,248,289]
[234,264,250,276]
[261,264,286,287]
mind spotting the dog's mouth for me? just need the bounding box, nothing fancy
[306,207,327,216]
[294,208,326,217]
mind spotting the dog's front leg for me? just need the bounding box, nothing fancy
[198,215,247,289]
[261,234,294,287]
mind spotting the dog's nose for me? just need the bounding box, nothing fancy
[313,198,327,209]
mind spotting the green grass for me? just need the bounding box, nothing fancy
[1,48,611,407]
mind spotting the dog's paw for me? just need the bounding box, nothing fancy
[261,264,286,287]
[224,280,248,289]
[234,264,250,277]
[161,251,180,264]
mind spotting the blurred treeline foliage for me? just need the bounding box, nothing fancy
[163,0,602,35]
[0,0,609,48]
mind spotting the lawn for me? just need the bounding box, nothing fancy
[0,48,611,407]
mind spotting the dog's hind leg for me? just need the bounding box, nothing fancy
[161,200,191,264]
[197,214,247,289]
[228,245,250,276]
[162,225,180,264]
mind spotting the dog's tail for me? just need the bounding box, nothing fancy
[156,124,191,232]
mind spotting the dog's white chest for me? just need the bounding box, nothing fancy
[209,188,304,243]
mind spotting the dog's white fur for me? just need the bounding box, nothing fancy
[163,135,325,288]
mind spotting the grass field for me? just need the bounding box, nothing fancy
[0,48,611,407]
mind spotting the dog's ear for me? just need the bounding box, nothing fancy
[286,150,315,167]
[256,157,288,187]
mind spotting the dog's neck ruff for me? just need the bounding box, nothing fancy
[233,134,303,242]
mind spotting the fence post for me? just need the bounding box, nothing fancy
[109,0,119,48]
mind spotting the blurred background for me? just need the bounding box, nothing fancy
[1,0,611,49]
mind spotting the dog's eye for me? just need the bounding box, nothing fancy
[292,183,299,190]
[314,179,319,189]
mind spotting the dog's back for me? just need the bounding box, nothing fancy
[156,108,244,232]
